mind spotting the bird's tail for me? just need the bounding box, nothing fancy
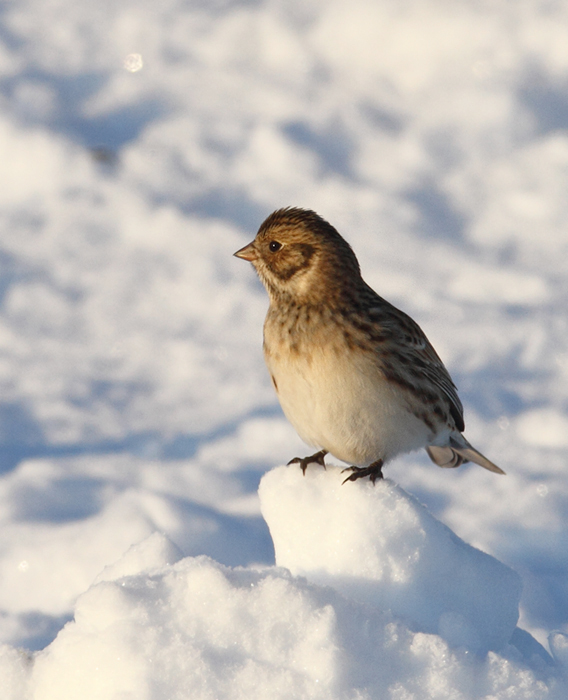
[426,435,505,475]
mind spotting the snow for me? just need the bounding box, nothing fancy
[260,466,522,654]
[2,473,566,700]
[1,0,568,696]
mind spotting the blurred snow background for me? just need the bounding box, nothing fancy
[0,0,567,673]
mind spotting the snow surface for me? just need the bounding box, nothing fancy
[2,471,567,700]
[1,0,568,696]
[260,466,522,654]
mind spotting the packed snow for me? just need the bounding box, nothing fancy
[260,466,522,654]
[3,470,567,700]
[1,0,568,697]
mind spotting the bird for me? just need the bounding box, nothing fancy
[234,207,504,483]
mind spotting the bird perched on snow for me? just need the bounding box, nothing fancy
[234,207,504,483]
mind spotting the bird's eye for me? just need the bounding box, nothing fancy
[269,241,282,252]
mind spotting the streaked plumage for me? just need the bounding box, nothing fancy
[234,207,504,482]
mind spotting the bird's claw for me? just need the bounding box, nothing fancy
[341,460,384,485]
[287,450,327,475]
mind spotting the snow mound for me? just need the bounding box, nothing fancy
[1,468,564,699]
[260,464,522,653]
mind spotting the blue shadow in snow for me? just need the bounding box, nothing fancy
[404,181,467,241]
[0,402,283,474]
[8,612,73,653]
[180,187,268,233]
[282,120,355,178]
[1,68,168,152]
[518,70,568,135]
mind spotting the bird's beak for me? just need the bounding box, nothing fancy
[233,241,258,262]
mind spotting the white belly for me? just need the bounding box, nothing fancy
[266,345,432,466]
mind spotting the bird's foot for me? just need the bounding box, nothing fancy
[342,460,384,485]
[287,450,327,475]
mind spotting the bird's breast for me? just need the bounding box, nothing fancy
[263,314,432,465]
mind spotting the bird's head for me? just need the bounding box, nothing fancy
[234,207,361,304]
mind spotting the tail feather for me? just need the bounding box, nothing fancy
[426,438,505,475]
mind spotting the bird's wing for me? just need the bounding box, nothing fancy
[366,297,465,432]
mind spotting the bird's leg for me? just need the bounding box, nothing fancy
[287,450,327,475]
[342,459,384,485]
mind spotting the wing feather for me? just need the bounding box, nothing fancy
[366,295,465,431]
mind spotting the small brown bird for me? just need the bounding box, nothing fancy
[234,207,504,483]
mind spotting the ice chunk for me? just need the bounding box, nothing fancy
[259,465,522,652]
